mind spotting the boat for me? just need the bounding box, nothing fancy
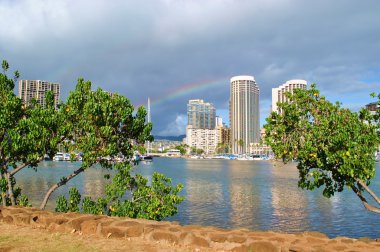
[141,155,153,164]
[63,153,71,161]
[53,152,64,161]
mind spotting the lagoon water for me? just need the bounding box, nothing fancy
[15,158,380,238]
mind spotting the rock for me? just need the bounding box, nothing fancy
[12,213,31,225]
[151,231,179,244]
[191,236,210,247]
[101,226,127,238]
[67,215,103,230]
[305,237,326,245]
[209,234,228,243]
[247,241,280,252]
[302,232,328,239]
[3,215,13,224]
[114,220,140,227]
[331,245,347,251]
[125,224,144,237]
[80,220,99,235]
[168,227,181,232]
[228,235,247,243]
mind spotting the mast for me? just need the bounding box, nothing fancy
[147,97,151,155]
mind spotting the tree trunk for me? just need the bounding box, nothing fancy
[6,173,15,206]
[40,167,84,210]
[351,184,380,214]
[1,173,6,206]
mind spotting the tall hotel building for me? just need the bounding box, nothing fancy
[272,79,307,113]
[230,75,260,154]
[18,80,60,109]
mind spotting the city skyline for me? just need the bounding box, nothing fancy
[1,1,379,136]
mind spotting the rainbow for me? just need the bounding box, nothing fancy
[147,77,229,107]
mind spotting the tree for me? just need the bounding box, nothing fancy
[43,79,184,220]
[40,78,154,209]
[264,84,380,213]
[0,60,61,206]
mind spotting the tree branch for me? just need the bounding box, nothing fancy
[39,167,85,210]
[355,178,380,206]
[351,184,380,214]
[10,155,45,177]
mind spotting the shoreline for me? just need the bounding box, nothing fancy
[1,206,379,251]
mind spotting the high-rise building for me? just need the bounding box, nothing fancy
[187,99,215,129]
[185,99,218,154]
[229,75,260,154]
[271,79,307,113]
[18,80,60,108]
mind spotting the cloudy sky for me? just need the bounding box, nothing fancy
[1,0,379,136]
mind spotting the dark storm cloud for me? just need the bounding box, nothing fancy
[1,0,379,135]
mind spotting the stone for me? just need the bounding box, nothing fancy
[306,237,326,245]
[271,237,286,243]
[168,227,181,232]
[339,238,355,244]
[12,213,31,225]
[101,226,127,238]
[209,234,228,243]
[247,241,280,252]
[228,235,247,243]
[232,245,248,252]
[151,231,179,244]
[80,220,99,235]
[68,215,102,230]
[191,236,209,247]
[332,245,348,251]
[114,220,140,227]
[125,224,144,237]
[303,232,329,239]
[3,215,13,224]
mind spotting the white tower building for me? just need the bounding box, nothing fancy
[272,79,307,113]
[229,75,260,154]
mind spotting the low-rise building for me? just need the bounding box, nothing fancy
[185,126,219,154]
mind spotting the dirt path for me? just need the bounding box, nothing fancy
[0,222,205,252]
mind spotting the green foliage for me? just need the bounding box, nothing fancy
[68,187,81,212]
[55,163,185,221]
[109,171,185,221]
[0,59,64,206]
[264,84,380,200]
[82,196,107,215]
[55,195,68,212]
[18,195,31,207]
[55,187,82,213]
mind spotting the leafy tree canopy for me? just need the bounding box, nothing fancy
[264,84,380,213]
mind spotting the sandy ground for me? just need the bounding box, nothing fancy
[0,222,208,252]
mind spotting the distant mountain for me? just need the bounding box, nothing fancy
[153,135,185,141]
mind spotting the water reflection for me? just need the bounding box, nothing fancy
[11,159,380,238]
[228,161,261,229]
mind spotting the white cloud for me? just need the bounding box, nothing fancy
[158,114,186,136]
